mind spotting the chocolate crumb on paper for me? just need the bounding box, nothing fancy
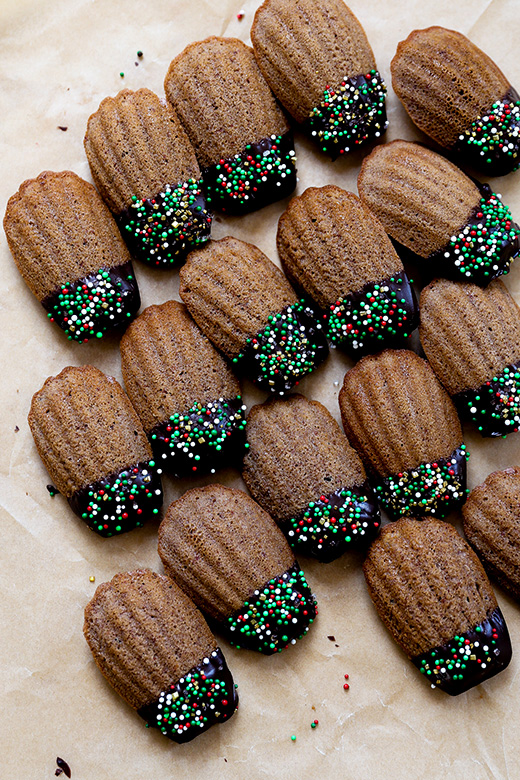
[56,757,71,778]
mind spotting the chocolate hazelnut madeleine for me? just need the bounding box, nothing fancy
[158,485,317,654]
[276,186,418,356]
[463,467,520,600]
[4,170,140,342]
[358,140,520,285]
[363,518,512,695]
[84,569,238,743]
[28,365,163,537]
[391,26,520,176]
[84,88,211,268]
[339,349,467,520]
[164,36,296,215]
[420,278,520,437]
[251,0,387,159]
[242,394,381,562]
[179,237,328,394]
[120,300,246,477]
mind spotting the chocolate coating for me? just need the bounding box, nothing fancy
[453,359,520,437]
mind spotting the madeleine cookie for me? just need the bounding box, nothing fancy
[463,467,520,600]
[28,366,163,537]
[120,300,246,476]
[242,394,380,562]
[84,88,211,268]
[391,27,520,176]
[363,518,512,695]
[420,278,520,436]
[339,350,467,520]
[84,569,238,743]
[4,171,140,342]
[358,140,520,285]
[277,186,418,355]
[158,485,317,654]
[179,237,328,394]
[251,0,387,159]
[164,37,296,214]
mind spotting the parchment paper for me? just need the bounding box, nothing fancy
[1,1,520,778]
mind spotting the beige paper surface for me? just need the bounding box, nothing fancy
[1,0,520,777]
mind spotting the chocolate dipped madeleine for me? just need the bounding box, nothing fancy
[339,349,467,520]
[120,300,246,477]
[277,186,418,355]
[358,140,520,285]
[84,88,211,268]
[28,365,163,537]
[363,518,512,695]
[158,485,317,654]
[84,569,238,743]
[463,467,520,600]
[164,36,296,215]
[251,0,387,159]
[391,26,520,176]
[420,278,520,437]
[179,237,328,394]
[242,394,380,562]
[4,171,140,342]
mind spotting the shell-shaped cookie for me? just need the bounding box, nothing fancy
[252,0,387,158]
[84,89,211,267]
[120,300,246,476]
[180,237,328,394]
[463,467,520,600]
[339,350,466,520]
[391,27,520,176]
[420,279,520,436]
[358,140,520,285]
[3,171,140,342]
[243,394,380,561]
[164,37,296,214]
[84,569,238,743]
[29,365,162,537]
[277,186,418,355]
[363,518,511,695]
[158,485,317,654]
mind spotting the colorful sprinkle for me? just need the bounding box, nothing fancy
[68,460,163,537]
[42,261,140,342]
[285,482,380,562]
[306,71,387,159]
[138,648,238,743]
[374,445,468,521]
[233,299,328,394]
[413,606,511,695]
[455,361,520,437]
[203,132,297,215]
[119,179,211,267]
[150,396,247,476]
[226,562,317,654]
[311,720,319,729]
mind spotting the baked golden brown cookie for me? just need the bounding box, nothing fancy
[363,518,512,695]
[84,569,238,743]
[120,300,247,477]
[358,140,520,285]
[251,0,387,158]
[164,36,296,214]
[242,394,380,561]
[276,186,418,355]
[420,278,520,436]
[84,88,212,268]
[28,365,163,537]
[158,485,317,654]
[463,467,520,600]
[339,349,467,520]
[4,170,140,342]
[391,26,520,176]
[179,236,328,394]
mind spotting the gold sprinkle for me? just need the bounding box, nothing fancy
[89,576,95,582]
